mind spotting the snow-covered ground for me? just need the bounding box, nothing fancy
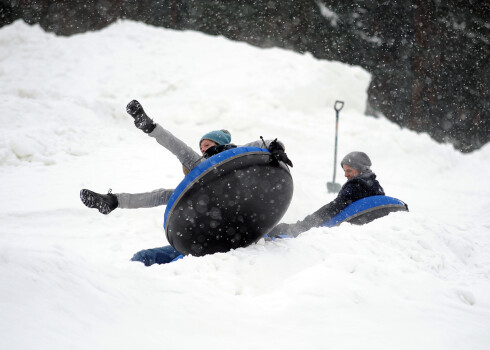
[1,20,489,350]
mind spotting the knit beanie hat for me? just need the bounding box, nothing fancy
[199,129,232,147]
[341,151,372,173]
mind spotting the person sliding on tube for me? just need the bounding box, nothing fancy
[267,151,384,238]
[80,100,292,215]
[79,100,292,266]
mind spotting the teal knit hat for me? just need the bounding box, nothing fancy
[200,129,231,146]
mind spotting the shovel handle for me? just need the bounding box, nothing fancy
[334,100,344,112]
[331,100,344,184]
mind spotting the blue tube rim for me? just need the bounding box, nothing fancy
[323,195,407,228]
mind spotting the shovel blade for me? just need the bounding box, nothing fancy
[327,182,341,193]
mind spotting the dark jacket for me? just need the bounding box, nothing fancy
[269,170,384,237]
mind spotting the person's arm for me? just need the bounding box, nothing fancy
[268,182,357,238]
[242,138,284,149]
[267,200,343,238]
[243,138,292,167]
[304,181,362,225]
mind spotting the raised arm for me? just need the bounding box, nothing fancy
[243,138,292,168]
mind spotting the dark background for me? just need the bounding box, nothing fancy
[1,0,488,152]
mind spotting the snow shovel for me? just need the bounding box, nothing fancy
[326,100,344,193]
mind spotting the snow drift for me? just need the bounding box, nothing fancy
[1,20,489,350]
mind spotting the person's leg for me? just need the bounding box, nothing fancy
[131,245,182,266]
[115,188,174,209]
[147,124,202,170]
[126,100,202,171]
[80,188,174,213]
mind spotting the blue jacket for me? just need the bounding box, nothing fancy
[269,171,384,237]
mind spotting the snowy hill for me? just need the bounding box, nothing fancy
[0,20,489,350]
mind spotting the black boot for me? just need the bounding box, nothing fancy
[126,100,156,133]
[80,189,118,215]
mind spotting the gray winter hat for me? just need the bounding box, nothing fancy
[341,151,372,173]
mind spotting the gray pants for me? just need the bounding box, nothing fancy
[116,188,174,209]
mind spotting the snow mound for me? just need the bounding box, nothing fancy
[1,20,489,350]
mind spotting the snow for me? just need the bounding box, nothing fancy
[1,20,489,350]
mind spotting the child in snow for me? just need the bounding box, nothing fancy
[80,100,292,215]
[80,100,292,266]
[267,151,385,238]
